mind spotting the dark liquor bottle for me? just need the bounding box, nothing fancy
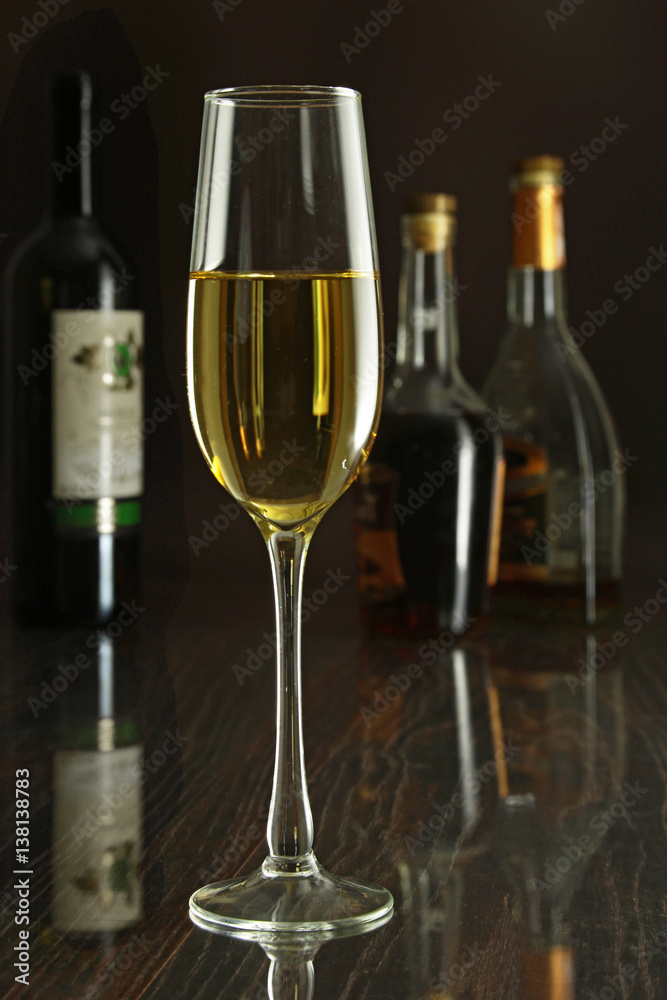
[354,195,504,637]
[6,72,143,627]
[482,157,624,625]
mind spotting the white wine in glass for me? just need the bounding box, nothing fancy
[186,86,392,932]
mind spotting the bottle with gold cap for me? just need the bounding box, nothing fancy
[482,157,624,625]
[353,194,504,637]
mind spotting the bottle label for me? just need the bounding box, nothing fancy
[487,455,506,586]
[52,743,143,933]
[354,465,407,600]
[498,437,549,581]
[52,310,144,501]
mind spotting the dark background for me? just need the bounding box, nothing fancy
[0,0,665,633]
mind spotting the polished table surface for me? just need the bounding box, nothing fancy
[2,582,667,1000]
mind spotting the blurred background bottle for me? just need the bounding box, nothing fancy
[482,157,624,626]
[354,194,504,638]
[6,72,144,628]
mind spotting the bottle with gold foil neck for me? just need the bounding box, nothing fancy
[353,194,504,638]
[483,157,624,625]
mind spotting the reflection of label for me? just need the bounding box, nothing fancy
[499,437,549,582]
[52,744,143,933]
[52,310,144,500]
[355,464,406,600]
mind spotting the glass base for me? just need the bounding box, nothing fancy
[189,852,394,933]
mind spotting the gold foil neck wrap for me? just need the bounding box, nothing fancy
[511,184,566,270]
[402,192,457,252]
[402,212,456,252]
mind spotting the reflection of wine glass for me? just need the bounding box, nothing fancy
[186,86,391,931]
[190,908,392,999]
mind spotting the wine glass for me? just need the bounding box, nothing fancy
[186,86,392,931]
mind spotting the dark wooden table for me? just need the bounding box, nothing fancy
[2,576,667,999]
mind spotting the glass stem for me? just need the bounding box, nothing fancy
[266,528,314,860]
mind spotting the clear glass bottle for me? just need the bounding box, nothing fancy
[354,194,504,637]
[482,157,624,625]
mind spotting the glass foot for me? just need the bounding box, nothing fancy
[189,852,394,933]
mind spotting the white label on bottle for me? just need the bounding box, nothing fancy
[52,744,143,933]
[52,310,144,500]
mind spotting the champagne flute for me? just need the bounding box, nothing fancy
[186,86,392,931]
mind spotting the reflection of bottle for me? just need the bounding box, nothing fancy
[354,195,504,637]
[397,647,502,999]
[52,634,143,934]
[7,72,144,627]
[482,157,624,625]
[486,643,625,999]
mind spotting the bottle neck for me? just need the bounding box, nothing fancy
[507,267,568,325]
[49,75,95,219]
[394,241,461,380]
[508,181,568,326]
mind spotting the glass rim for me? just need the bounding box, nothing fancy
[204,85,361,107]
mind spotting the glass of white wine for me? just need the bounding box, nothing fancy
[186,86,392,931]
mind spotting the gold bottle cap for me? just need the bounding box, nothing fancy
[403,192,457,215]
[402,192,457,251]
[511,155,565,190]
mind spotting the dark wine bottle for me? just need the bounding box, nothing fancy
[353,194,504,638]
[6,72,143,628]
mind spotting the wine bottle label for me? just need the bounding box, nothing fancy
[51,310,144,501]
[52,743,143,933]
[354,465,407,600]
[498,437,549,581]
